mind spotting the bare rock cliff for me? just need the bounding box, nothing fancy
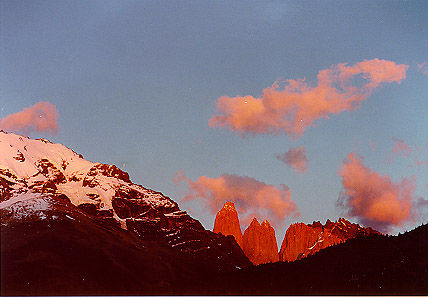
[242,218,279,265]
[213,201,243,247]
[280,218,380,262]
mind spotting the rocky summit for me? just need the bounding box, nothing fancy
[242,218,279,265]
[213,201,243,247]
[279,218,380,262]
[213,202,279,265]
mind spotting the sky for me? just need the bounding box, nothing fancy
[1,0,427,243]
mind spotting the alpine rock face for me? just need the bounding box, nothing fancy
[279,218,380,262]
[213,201,243,246]
[0,131,251,294]
[242,218,279,265]
[213,202,279,265]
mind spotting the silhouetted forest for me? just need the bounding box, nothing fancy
[207,223,428,295]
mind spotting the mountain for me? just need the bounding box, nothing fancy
[3,131,424,295]
[212,202,378,265]
[213,201,243,247]
[213,202,278,265]
[279,218,380,262]
[0,131,251,295]
[242,218,279,265]
[209,223,428,295]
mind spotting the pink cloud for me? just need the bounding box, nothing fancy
[209,59,408,137]
[338,153,416,232]
[0,102,59,135]
[276,146,308,174]
[175,172,299,226]
[392,137,412,156]
[417,62,428,75]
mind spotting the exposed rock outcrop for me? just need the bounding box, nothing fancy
[213,201,243,247]
[242,218,279,265]
[279,218,379,262]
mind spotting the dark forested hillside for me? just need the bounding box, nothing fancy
[208,223,428,295]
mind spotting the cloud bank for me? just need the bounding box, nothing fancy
[276,146,307,174]
[209,59,408,137]
[338,153,416,232]
[0,102,59,135]
[175,172,299,225]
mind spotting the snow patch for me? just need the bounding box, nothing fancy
[0,191,40,209]
[0,192,52,220]
[165,230,180,237]
[164,210,187,217]
[171,239,201,248]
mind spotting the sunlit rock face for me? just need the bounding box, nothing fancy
[279,218,380,262]
[242,218,279,265]
[213,201,243,247]
[213,202,279,265]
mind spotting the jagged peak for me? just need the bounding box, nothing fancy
[280,218,380,262]
[221,201,237,212]
[213,201,243,247]
[288,221,307,228]
[288,218,375,232]
[337,217,350,224]
[311,220,323,228]
[249,217,260,226]
[261,220,271,227]
[242,217,279,265]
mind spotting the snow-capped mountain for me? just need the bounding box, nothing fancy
[0,131,176,216]
[0,131,250,294]
[1,131,425,295]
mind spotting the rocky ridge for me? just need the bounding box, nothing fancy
[213,201,379,265]
[0,131,250,275]
[279,218,380,262]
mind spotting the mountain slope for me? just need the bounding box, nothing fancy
[0,131,251,295]
[1,194,206,295]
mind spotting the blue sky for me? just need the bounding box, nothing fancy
[1,0,427,242]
